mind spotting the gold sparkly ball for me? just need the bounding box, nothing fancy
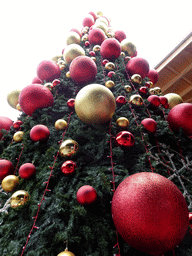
[129,94,144,106]
[10,190,30,209]
[164,93,183,109]
[116,117,129,128]
[96,16,109,26]
[93,45,101,52]
[59,139,79,158]
[7,90,21,109]
[105,62,115,71]
[63,44,85,65]
[57,248,75,256]
[1,175,19,192]
[55,119,68,130]
[131,74,142,85]
[121,39,136,56]
[75,84,116,124]
[66,31,81,45]
[13,131,24,142]
[105,80,115,89]
[66,71,71,78]
[124,85,132,92]
[94,22,108,34]
[52,55,63,63]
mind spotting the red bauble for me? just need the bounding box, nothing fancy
[138,86,148,95]
[37,60,61,82]
[52,79,61,87]
[115,30,126,42]
[13,120,23,130]
[76,185,97,205]
[88,28,105,45]
[147,68,159,85]
[107,71,115,78]
[167,103,192,136]
[141,118,157,134]
[100,38,121,61]
[32,76,42,84]
[126,57,150,79]
[159,96,168,107]
[111,172,189,255]
[147,95,161,108]
[82,15,94,27]
[19,84,54,116]
[69,56,97,84]
[19,163,36,180]
[89,51,96,57]
[102,59,109,66]
[0,117,13,139]
[61,160,77,176]
[67,98,75,109]
[30,124,50,142]
[115,131,135,148]
[0,159,14,180]
[116,96,127,105]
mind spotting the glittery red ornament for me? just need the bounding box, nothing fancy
[107,71,115,78]
[19,84,54,116]
[67,98,75,109]
[32,76,42,84]
[115,30,126,42]
[0,117,13,139]
[141,118,157,134]
[115,131,135,148]
[147,68,159,85]
[82,15,94,27]
[89,51,96,57]
[116,96,127,105]
[0,159,14,180]
[61,160,77,176]
[69,56,97,84]
[159,96,168,107]
[37,60,61,82]
[126,57,150,79]
[13,120,23,130]
[111,172,189,255]
[76,185,97,205]
[100,38,121,61]
[147,95,160,108]
[84,41,90,47]
[19,163,36,180]
[88,28,106,45]
[138,86,148,95]
[30,124,50,142]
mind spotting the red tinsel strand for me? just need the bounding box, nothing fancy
[14,143,25,174]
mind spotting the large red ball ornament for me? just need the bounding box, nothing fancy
[111,172,189,255]
[100,38,121,61]
[88,28,106,45]
[19,84,54,116]
[0,159,14,180]
[167,103,192,136]
[147,95,161,108]
[141,118,157,134]
[147,68,159,85]
[0,117,13,139]
[76,185,97,205]
[32,76,42,84]
[115,30,126,42]
[82,15,95,27]
[30,124,50,142]
[19,163,36,180]
[61,160,77,176]
[115,131,135,148]
[126,57,150,79]
[37,60,61,82]
[69,56,97,84]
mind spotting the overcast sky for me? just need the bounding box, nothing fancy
[0,0,191,120]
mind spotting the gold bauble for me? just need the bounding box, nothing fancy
[105,62,115,71]
[60,139,79,158]
[129,94,144,106]
[96,16,108,26]
[164,93,183,109]
[93,45,101,52]
[121,39,136,56]
[10,190,30,209]
[75,84,116,124]
[1,175,19,192]
[131,74,142,85]
[66,71,71,78]
[105,80,115,89]
[153,87,162,95]
[81,34,89,41]
[66,31,81,45]
[52,55,63,63]
[44,82,53,90]
[116,117,129,128]
[57,248,75,256]
[124,85,132,92]
[120,52,126,57]
[55,119,68,130]
[149,88,155,95]
[107,32,115,38]
[97,11,103,16]
[13,131,24,142]
[91,57,96,62]
[57,60,66,69]
[63,44,85,65]
[94,22,108,34]
[7,90,21,109]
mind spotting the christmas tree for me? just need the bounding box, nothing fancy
[1,11,192,256]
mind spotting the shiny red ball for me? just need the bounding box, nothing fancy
[52,79,61,87]
[126,57,150,79]
[19,163,36,180]
[88,28,105,45]
[61,160,77,176]
[112,172,189,255]
[100,38,121,61]
[147,95,161,108]
[107,71,115,78]
[13,120,23,130]
[115,30,126,42]
[115,131,135,148]
[147,68,159,85]
[0,159,14,180]
[138,86,148,95]
[30,124,50,142]
[0,117,13,139]
[141,118,157,134]
[37,60,61,82]
[116,96,127,105]
[67,98,75,109]
[76,185,97,205]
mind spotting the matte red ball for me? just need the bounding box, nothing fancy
[159,96,168,107]
[82,15,94,27]
[88,28,106,45]
[76,185,97,205]
[19,84,54,116]
[69,56,97,84]
[115,131,135,148]
[19,163,36,180]
[30,124,50,142]
[32,76,42,84]
[37,60,61,82]
[61,160,77,176]
[0,159,14,180]
[100,38,121,61]
[111,172,189,255]
[0,117,13,139]
[107,71,115,78]
[126,57,150,79]
[141,118,157,134]
[147,95,161,108]
[115,30,126,42]
[147,68,159,85]
[167,103,192,136]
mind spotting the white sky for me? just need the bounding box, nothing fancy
[0,0,191,121]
